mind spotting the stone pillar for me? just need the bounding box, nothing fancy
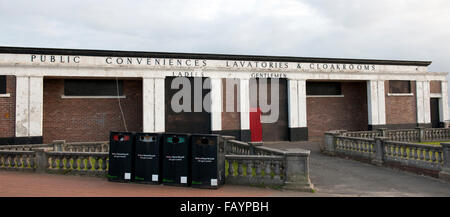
[372,137,387,166]
[439,81,450,128]
[210,78,222,134]
[416,81,431,127]
[283,148,313,192]
[239,78,251,141]
[15,76,43,144]
[34,148,48,173]
[287,79,308,141]
[143,77,165,133]
[439,143,450,182]
[323,131,340,155]
[367,80,386,130]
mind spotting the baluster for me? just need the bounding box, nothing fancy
[413,147,418,160]
[94,157,100,170]
[264,160,271,179]
[437,151,442,164]
[274,161,281,180]
[59,156,64,169]
[424,149,430,162]
[66,156,72,169]
[87,156,92,170]
[237,160,244,176]
[402,146,407,158]
[408,147,414,159]
[228,160,234,176]
[255,161,262,177]
[4,155,10,167]
[79,156,85,170]
[419,148,425,161]
[246,161,252,177]
[101,157,107,171]
[10,155,16,167]
[16,155,22,168]
[392,145,397,158]
[22,155,28,168]
[431,150,436,163]
[0,155,4,168]
[72,156,78,170]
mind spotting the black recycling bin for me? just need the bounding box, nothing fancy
[134,133,162,184]
[190,134,225,189]
[162,133,191,187]
[108,132,135,182]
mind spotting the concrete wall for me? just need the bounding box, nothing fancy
[307,81,368,139]
[42,78,142,143]
[0,75,15,138]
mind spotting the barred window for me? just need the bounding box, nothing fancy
[0,75,6,94]
[64,79,123,96]
[389,80,411,94]
[306,82,342,95]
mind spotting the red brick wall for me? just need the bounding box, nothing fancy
[307,82,368,138]
[430,81,441,94]
[222,78,240,131]
[0,76,16,138]
[385,81,417,125]
[43,79,143,143]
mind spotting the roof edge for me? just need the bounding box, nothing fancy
[0,46,432,67]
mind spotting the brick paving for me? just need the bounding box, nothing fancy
[0,171,319,197]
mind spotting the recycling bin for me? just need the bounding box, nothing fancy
[134,133,162,184]
[108,132,135,182]
[162,133,191,187]
[190,134,225,189]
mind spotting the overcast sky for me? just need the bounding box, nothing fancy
[1,0,450,100]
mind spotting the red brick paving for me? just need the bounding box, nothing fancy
[0,171,309,197]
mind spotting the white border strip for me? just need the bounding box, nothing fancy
[387,93,414,96]
[0,93,10,97]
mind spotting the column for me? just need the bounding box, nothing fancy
[287,79,308,141]
[416,81,431,127]
[15,76,43,144]
[239,78,251,141]
[210,78,222,133]
[367,80,386,130]
[439,80,449,127]
[143,77,165,133]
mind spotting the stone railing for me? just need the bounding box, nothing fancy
[324,130,450,182]
[44,151,108,176]
[0,144,53,151]
[0,150,36,171]
[337,128,450,143]
[224,137,312,191]
[52,141,109,153]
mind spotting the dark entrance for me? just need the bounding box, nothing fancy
[430,98,440,128]
[249,78,289,141]
[165,77,211,134]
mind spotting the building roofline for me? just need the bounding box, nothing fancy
[0,46,432,67]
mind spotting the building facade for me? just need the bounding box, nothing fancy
[0,46,448,144]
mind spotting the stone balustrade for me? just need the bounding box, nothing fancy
[52,141,109,153]
[45,151,108,176]
[324,128,450,182]
[225,155,285,186]
[0,150,36,171]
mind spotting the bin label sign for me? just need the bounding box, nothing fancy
[112,152,129,158]
[137,154,156,160]
[124,173,131,180]
[166,155,185,161]
[181,176,187,183]
[167,137,185,144]
[211,179,218,186]
[152,174,158,182]
[194,157,215,163]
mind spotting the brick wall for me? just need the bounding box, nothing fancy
[307,82,368,139]
[430,80,441,94]
[0,76,16,138]
[221,78,240,131]
[385,81,417,126]
[43,79,143,143]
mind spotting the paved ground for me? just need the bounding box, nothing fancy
[1,141,449,197]
[264,141,450,197]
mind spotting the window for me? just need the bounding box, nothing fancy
[64,79,123,96]
[389,80,411,94]
[306,82,342,96]
[0,75,6,94]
